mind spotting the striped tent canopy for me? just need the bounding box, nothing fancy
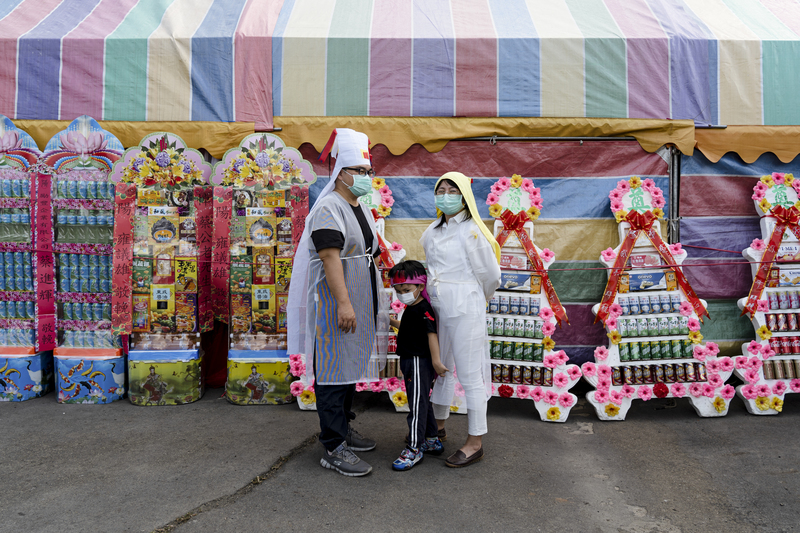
[4,0,800,130]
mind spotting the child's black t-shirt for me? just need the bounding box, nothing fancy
[396,299,437,359]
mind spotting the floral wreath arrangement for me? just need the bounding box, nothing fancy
[608,176,666,223]
[751,172,800,213]
[357,176,394,218]
[221,134,305,189]
[486,174,542,220]
[120,134,204,191]
[734,337,797,414]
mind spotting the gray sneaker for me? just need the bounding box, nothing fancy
[346,426,376,451]
[320,443,372,477]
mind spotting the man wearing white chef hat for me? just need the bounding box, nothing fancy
[288,128,389,477]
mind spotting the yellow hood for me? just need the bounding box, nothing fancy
[436,171,501,262]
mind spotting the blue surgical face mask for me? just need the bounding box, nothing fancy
[342,171,373,198]
[435,193,464,215]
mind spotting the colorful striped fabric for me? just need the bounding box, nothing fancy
[302,140,669,365]
[5,0,800,127]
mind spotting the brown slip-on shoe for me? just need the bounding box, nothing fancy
[445,447,483,468]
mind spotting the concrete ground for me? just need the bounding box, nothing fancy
[1,384,798,533]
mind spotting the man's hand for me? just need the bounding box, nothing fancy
[338,301,357,333]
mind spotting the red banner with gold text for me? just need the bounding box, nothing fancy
[34,173,56,351]
[111,183,136,335]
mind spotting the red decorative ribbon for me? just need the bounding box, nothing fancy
[194,185,213,332]
[742,205,800,317]
[111,182,136,335]
[211,187,232,323]
[34,173,56,350]
[596,210,708,324]
[495,210,569,326]
[370,208,395,269]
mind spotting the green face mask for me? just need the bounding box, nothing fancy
[435,193,464,215]
[345,173,373,198]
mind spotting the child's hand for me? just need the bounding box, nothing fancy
[433,360,449,377]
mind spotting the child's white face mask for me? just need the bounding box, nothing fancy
[396,288,419,305]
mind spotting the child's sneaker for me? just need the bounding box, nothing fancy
[420,437,445,456]
[392,447,423,471]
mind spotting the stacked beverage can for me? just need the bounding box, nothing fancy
[619,296,630,315]
[530,297,541,316]
[629,295,640,315]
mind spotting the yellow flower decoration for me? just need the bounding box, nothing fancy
[450,405,459,412]
[300,390,316,406]
[629,176,642,189]
[759,198,772,213]
[542,337,556,351]
[604,403,620,417]
[614,209,628,223]
[526,206,540,221]
[652,208,664,219]
[786,173,795,186]
[761,174,775,187]
[546,406,561,421]
[372,177,386,190]
[771,396,784,412]
[713,397,726,413]
[757,325,772,341]
[755,396,771,411]
[489,204,503,218]
[688,331,704,344]
[607,331,622,345]
[377,205,391,217]
[392,391,407,407]
[510,174,523,188]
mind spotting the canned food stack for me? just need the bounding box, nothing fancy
[0,252,36,349]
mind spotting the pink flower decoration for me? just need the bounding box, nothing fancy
[751,190,766,201]
[748,357,763,370]
[601,247,616,262]
[490,183,503,195]
[543,354,558,368]
[610,199,624,212]
[773,380,787,396]
[642,178,656,192]
[794,180,800,194]
[652,196,666,209]
[637,386,653,401]
[307,380,315,393]
[390,241,403,251]
[609,390,624,405]
[355,382,368,392]
[486,192,500,205]
[597,365,612,379]
[530,187,541,199]
[706,359,721,374]
[400,379,406,392]
[290,381,305,396]
[747,340,763,354]
[594,389,610,403]
[539,307,554,321]
[532,196,544,209]
[596,377,611,391]
[385,377,401,391]
[521,178,535,193]
[756,383,771,397]
[668,243,683,256]
[708,374,723,388]
[705,342,719,356]
[540,248,555,262]
[289,353,303,364]
[693,346,708,361]
[556,351,569,365]
[391,300,406,313]
[741,384,757,399]
[609,303,623,317]
[735,356,749,369]
[609,189,623,201]
[544,390,559,405]
[773,172,786,185]
[559,393,575,408]
[454,382,465,397]
[761,346,776,359]
[651,188,664,199]
[542,322,556,337]
[744,368,761,384]
[516,384,531,399]
[594,346,609,361]
[370,381,385,393]
[605,318,618,331]
[491,384,496,394]
[790,379,800,393]
[621,384,636,398]
[689,383,704,398]
[616,180,630,192]
[379,185,392,196]
[718,357,734,373]
[582,361,597,378]
[687,318,701,332]
[720,384,736,400]
[750,239,765,251]
[753,181,768,193]
[567,365,582,380]
[701,383,715,397]
[671,382,686,398]
[756,300,769,313]
[381,195,395,208]
[290,361,306,377]
[679,301,693,316]
[553,372,569,388]
[531,386,545,401]
[496,177,510,190]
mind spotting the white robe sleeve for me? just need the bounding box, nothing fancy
[465,220,501,301]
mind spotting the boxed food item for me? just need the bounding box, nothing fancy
[500,253,528,270]
[276,257,292,292]
[133,257,152,294]
[778,267,800,287]
[230,258,252,294]
[253,247,274,285]
[176,257,198,292]
[246,207,276,247]
[252,285,277,333]
[499,272,531,292]
[150,285,175,333]
[175,293,198,333]
[132,294,150,332]
[231,293,252,333]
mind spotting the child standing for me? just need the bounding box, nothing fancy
[388,261,448,471]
